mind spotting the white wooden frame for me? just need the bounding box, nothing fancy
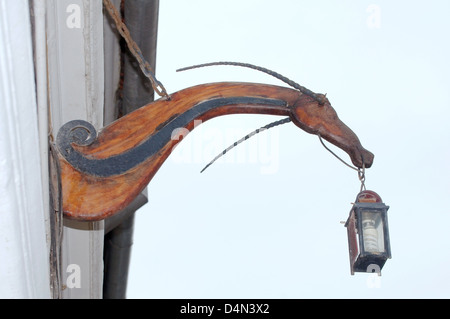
[0,0,51,298]
[45,0,105,298]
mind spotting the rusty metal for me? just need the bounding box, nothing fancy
[102,0,169,99]
[177,61,327,104]
[200,117,292,173]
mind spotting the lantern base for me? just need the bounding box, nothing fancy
[351,254,388,275]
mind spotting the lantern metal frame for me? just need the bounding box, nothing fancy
[345,201,391,275]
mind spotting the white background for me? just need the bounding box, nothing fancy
[128,0,450,298]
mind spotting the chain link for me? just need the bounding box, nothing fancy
[103,0,170,100]
[358,165,366,192]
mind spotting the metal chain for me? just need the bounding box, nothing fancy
[102,0,170,100]
[358,164,366,192]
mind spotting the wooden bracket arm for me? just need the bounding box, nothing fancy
[56,82,374,221]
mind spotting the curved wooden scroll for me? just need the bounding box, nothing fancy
[56,82,374,220]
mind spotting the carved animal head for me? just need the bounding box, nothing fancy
[290,93,374,168]
[178,62,374,169]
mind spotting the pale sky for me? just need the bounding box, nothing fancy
[128,0,450,298]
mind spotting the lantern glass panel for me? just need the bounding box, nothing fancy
[361,210,385,254]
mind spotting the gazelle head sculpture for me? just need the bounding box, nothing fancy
[56,62,374,220]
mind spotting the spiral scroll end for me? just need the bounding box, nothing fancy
[56,120,97,158]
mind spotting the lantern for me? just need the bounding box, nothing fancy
[345,190,391,275]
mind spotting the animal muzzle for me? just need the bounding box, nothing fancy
[352,146,374,169]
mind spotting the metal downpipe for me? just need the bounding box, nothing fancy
[103,0,159,299]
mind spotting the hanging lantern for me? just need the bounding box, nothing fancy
[345,190,391,275]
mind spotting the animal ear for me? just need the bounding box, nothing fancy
[317,93,327,106]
